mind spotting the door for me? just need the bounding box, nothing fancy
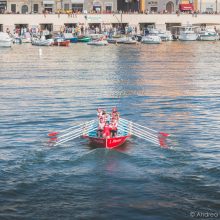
[166,1,174,13]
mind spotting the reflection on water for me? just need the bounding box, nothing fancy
[0,42,220,219]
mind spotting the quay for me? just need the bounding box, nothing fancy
[1,14,220,33]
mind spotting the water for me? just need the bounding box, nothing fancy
[0,42,220,220]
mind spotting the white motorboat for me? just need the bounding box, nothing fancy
[107,36,126,44]
[108,36,137,44]
[178,26,198,41]
[32,37,54,46]
[198,29,219,41]
[141,35,161,44]
[119,36,137,44]
[148,28,173,41]
[0,32,13,47]
[87,39,108,46]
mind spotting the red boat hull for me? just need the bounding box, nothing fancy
[53,40,70,46]
[83,135,130,149]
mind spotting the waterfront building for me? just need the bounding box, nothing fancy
[197,0,220,13]
[85,0,117,12]
[145,0,177,13]
[0,0,211,14]
[4,0,117,14]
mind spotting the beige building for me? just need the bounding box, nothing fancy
[4,0,117,13]
[2,0,220,14]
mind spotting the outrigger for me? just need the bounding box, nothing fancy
[48,108,170,149]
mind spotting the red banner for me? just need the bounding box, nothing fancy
[179,3,194,11]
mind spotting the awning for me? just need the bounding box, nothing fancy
[179,3,194,11]
[71,0,84,3]
[104,2,113,6]
[43,0,55,4]
[93,2,101,6]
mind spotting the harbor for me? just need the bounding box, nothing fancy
[1,6,220,220]
[0,41,220,219]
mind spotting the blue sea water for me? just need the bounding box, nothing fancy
[0,42,220,220]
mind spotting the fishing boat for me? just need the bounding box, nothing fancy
[48,109,170,149]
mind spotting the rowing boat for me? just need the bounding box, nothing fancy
[83,135,130,149]
[48,109,170,149]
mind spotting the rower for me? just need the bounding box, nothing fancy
[97,108,103,119]
[111,107,120,121]
[110,119,118,137]
[102,121,111,139]
[97,117,105,138]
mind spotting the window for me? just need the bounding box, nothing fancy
[21,5,28,14]
[33,4,38,13]
[72,4,83,12]
[11,4,16,13]
[93,6,101,12]
[106,6,112,12]
[150,7,157,12]
[64,4,69,10]
[0,1,7,11]
[44,4,53,12]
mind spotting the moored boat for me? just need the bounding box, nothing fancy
[198,29,219,41]
[178,25,199,41]
[63,33,78,43]
[32,37,54,46]
[87,38,108,46]
[78,36,91,42]
[141,35,161,44]
[53,38,70,46]
[0,32,13,47]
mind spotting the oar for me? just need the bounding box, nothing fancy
[48,120,97,146]
[48,119,95,137]
[119,118,170,148]
[54,126,97,146]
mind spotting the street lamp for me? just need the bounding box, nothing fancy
[216,0,218,13]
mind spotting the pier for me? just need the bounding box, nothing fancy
[1,13,220,33]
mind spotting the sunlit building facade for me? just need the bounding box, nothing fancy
[1,0,219,13]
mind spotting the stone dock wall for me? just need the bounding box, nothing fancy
[1,14,220,32]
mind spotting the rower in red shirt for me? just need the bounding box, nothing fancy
[102,121,111,138]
